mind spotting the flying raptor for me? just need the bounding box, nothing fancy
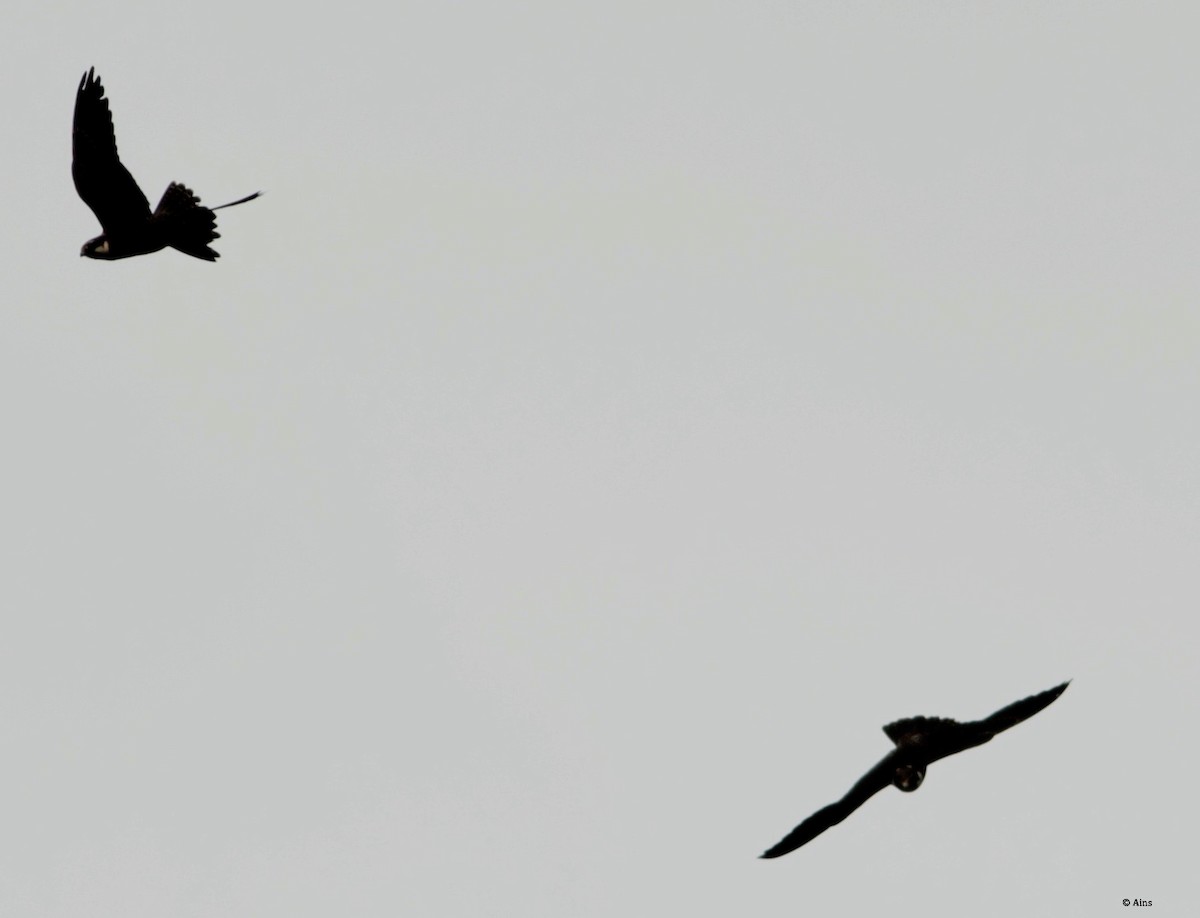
[760,680,1069,859]
[72,68,259,261]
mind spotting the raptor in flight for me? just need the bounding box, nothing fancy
[760,680,1069,859]
[72,68,259,261]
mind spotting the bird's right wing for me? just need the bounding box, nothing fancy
[759,753,895,859]
[72,68,151,235]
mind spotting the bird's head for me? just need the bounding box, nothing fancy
[81,236,111,259]
[893,763,925,792]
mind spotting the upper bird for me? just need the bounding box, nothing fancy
[760,680,1069,859]
[72,67,259,261]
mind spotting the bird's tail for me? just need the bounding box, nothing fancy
[152,182,259,261]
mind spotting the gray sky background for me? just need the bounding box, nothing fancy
[2,3,1196,915]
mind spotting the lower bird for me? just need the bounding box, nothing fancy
[760,681,1069,858]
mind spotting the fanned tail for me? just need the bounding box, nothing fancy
[152,182,260,261]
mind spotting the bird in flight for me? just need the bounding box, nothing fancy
[72,67,260,261]
[760,680,1069,859]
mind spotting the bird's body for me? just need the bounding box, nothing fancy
[72,68,258,261]
[760,681,1069,859]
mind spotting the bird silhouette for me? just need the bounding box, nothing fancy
[760,681,1069,859]
[72,67,259,261]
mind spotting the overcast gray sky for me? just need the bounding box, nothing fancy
[2,2,1196,915]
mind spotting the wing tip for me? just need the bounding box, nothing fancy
[212,191,263,210]
[1047,679,1071,698]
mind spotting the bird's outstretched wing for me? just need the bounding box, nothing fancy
[72,68,151,235]
[974,681,1070,737]
[884,682,1070,764]
[759,753,895,859]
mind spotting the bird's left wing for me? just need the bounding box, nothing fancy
[72,68,151,235]
[759,753,895,859]
[975,681,1070,737]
